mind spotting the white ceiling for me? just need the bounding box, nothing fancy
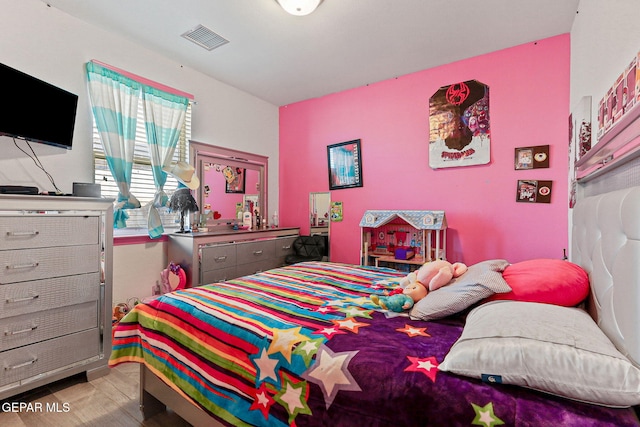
[44,0,580,106]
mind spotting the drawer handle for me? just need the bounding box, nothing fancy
[6,230,40,237]
[6,294,39,303]
[214,256,227,262]
[5,325,37,336]
[253,250,264,255]
[282,245,292,249]
[5,262,39,270]
[5,357,38,370]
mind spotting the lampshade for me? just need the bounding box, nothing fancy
[276,0,323,16]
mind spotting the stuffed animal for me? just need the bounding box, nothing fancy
[112,303,130,323]
[415,259,468,291]
[371,281,428,312]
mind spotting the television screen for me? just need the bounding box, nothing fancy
[0,63,78,149]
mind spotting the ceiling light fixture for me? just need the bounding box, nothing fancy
[276,0,323,16]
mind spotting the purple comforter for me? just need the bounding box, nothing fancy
[111,262,640,426]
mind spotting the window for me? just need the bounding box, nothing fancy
[93,103,192,233]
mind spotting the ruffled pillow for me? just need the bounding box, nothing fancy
[409,259,511,321]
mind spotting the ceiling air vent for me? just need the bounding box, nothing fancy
[181,24,229,51]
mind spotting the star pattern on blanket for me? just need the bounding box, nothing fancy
[396,324,430,337]
[405,356,439,382]
[471,402,504,427]
[302,344,362,409]
[316,305,336,314]
[332,317,369,333]
[274,373,311,423]
[338,306,373,319]
[313,325,347,339]
[326,298,349,307]
[293,337,324,367]
[268,327,309,363]
[251,347,282,386]
[249,382,275,420]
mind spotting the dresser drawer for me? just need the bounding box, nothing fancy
[0,245,99,284]
[0,273,100,319]
[0,328,100,387]
[273,236,297,265]
[236,240,275,265]
[0,301,98,352]
[236,259,277,277]
[0,216,99,250]
[201,266,237,284]
[200,244,236,272]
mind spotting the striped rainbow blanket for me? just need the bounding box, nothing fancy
[110,262,640,427]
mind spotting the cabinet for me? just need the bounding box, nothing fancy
[0,195,113,400]
[359,210,447,272]
[168,227,299,287]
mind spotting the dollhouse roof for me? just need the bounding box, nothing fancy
[359,210,447,230]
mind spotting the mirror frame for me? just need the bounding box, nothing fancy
[189,140,268,229]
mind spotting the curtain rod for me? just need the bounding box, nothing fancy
[90,59,195,101]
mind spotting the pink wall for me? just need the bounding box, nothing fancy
[279,35,570,266]
[203,167,260,218]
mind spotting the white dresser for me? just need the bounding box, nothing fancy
[0,195,113,400]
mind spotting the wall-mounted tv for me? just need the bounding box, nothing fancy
[0,63,78,150]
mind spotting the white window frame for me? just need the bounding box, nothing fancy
[93,103,192,236]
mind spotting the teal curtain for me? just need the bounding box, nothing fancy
[86,62,141,228]
[142,86,189,238]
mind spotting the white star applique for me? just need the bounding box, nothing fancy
[274,374,311,422]
[256,390,270,406]
[294,337,324,367]
[251,348,281,385]
[302,344,361,409]
[298,340,320,356]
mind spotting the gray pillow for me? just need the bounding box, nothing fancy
[439,301,640,407]
[409,259,511,321]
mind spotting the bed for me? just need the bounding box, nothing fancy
[110,236,640,427]
[110,122,640,426]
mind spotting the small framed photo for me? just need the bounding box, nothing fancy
[225,168,246,193]
[516,180,553,203]
[514,145,549,170]
[327,139,363,190]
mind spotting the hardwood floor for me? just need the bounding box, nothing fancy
[0,364,192,427]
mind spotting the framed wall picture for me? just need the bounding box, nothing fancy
[225,168,246,193]
[514,145,549,170]
[327,139,363,190]
[516,180,553,203]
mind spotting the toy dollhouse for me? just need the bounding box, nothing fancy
[359,210,447,272]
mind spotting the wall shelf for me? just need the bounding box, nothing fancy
[576,102,640,182]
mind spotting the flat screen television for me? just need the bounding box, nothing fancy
[0,63,78,149]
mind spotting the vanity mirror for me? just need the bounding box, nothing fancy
[189,141,268,229]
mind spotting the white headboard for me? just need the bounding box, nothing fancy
[572,186,640,366]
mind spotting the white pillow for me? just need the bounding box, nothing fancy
[439,301,640,407]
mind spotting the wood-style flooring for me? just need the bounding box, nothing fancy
[0,363,191,427]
